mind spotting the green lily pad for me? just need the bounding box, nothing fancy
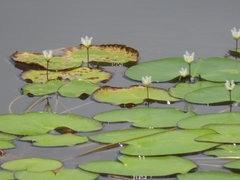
[177,171,240,180]
[0,133,16,149]
[89,129,166,144]
[79,155,196,177]
[168,81,224,99]
[185,84,240,104]
[22,80,65,96]
[192,57,240,82]
[204,144,240,158]
[93,107,195,128]
[11,44,138,70]
[93,85,180,105]
[15,169,99,180]
[22,79,100,98]
[178,112,240,129]
[1,158,62,172]
[20,133,88,147]
[120,129,218,156]
[224,160,240,170]
[0,170,14,180]
[196,124,240,143]
[20,67,112,83]
[0,112,102,135]
[125,57,187,82]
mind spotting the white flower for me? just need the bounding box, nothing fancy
[81,36,93,48]
[179,68,188,77]
[231,27,240,40]
[142,76,152,87]
[183,51,194,64]
[42,50,52,62]
[225,80,235,91]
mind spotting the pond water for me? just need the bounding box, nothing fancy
[0,1,240,179]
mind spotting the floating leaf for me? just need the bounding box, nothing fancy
[0,133,16,149]
[224,160,240,170]
[204,144,240,158]
[229,48,240,58]
[15,169,99,180]
[58,79,100,98]
[196,124,240,143]
[185,85,240,104]
[168,81,224,99]
[89,129,166,144]
[20,134,88,147]
[93,85,180,105]
[22,79,100,98]
[1,158,62,172]
[120,129,218,156]
[0,170,14,180]
[11,44,138,70]
[192,57,240,82]
[125,57,187,82]
[178,112,240,129]
[79,155,196,177]
[177,171,240,180]
[22,80,65,96]
[0,113,102,135]
[93,107,195,128]
[21,67,112,83]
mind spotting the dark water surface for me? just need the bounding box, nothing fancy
[0,1,240,179]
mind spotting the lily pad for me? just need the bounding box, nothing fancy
[93,107,195,128]
[125,57,187,82]
[120,129,218,156]
[79,155,196,177]
[0,170,14,180]
[0,112,102,135]
[93,85,180,105]
[196,124,240,143]
[168,81,224,99]
[224,160,240,170]
[20,133,88,147]
[20,67,112,83]
[0,133,16,149]
[11,44,138,70]
[22,79,100,98]
[15,169,99,180]
[177,171,240,180]
[185,84,240,104]
[204,144,240,158]
[1,158,62,172]
[89,129,166,144]
[191,57,240,82]
[178,112,240,129]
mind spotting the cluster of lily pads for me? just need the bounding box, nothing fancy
[1,29,240,179]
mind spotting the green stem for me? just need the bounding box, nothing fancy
[236,39,238,52]
[147,87,149,107]
[188,64,191,83]
[46,61,49,81]
[229,90,232,112]
[87,48,89,68]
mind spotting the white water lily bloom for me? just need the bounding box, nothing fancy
[179,68,188,77]
[183,51,194,64]
[142,76,152,87]
[81,36,93,48]
[225,80,235,91]
[42,50,53,62]
[231,27,240,40]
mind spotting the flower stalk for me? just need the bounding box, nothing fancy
[231,27,240,52]
[183,51,194,83]
[142,76,152,107]
[42,50,52,81]
[225,80,235,112]
[81,36,93,68]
